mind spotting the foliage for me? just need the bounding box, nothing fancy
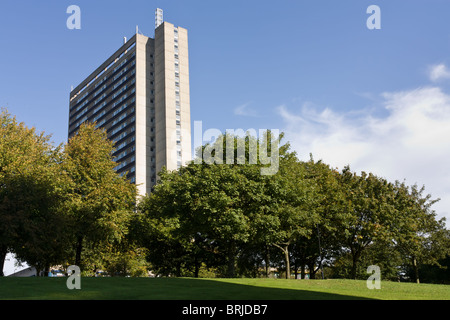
[0,108,448,283]
[0,109,68,275]
[136,131,449,283]
[61,123,137,270]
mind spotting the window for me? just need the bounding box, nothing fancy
[94,84,107,97]
[77,91,89,104]
[93,110,106,122]
[95,119,106,128]
[112,131,127,142]
[95,76,107,88]
[94,93,107,105]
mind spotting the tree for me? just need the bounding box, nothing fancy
[137,162,254,278]
[248,146,325,280]
[335,167,398,279]
[392,182,448,283]
[290,157,344,279]
[137,131,287,277]
[0,109,65,276]
[62,122,137,270]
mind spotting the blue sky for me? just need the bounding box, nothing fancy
[1,0,450,269]
[2,0,449,142]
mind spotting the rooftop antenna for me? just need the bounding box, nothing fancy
[155,8,163,29]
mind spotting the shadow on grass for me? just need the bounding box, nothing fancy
[159,278,374,300]
[0,277,375,300]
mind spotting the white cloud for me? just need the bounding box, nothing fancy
[429,64,450,82]
[278,86,450,225]
[234,102,259,117]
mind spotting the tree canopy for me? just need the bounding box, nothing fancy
[1,109,448,283]
[135,132,449,282]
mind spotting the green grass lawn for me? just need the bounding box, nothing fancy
[0,277,448,300]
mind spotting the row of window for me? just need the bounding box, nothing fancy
[69,69,136,133]
[94,99,135,130]
[115,136,135,153]
[70,83,135,134]
[110,115,135,136]
[114,145,135,162]
[112,127,133,143]
[93,84,107,98]
[70,49,136,111]
[114,156,135,171]
[174,28,182,168]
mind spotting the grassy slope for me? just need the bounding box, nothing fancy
[0,277,448,300]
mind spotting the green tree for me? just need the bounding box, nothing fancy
[0,109,65,276]
[62,123,137,270]
[335,167,398,279]
[137,131,285,278]
[290,157,344,279]
[392,182,448,283]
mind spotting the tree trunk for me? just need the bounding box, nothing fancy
[226,241,236,278]
[0,246,7,277]
[284,246,290,279]
[175,263,181,277]
[264,246,270,278]
[44,265,50,277]
[194,255,200,278]
[75,236,83,267]
[351,251,360,280]
[301,264,306,279]
[412,256,420,284]
[273,243,291,279]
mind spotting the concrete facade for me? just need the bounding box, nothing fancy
[155,22,191,174]
[68,21,191,197]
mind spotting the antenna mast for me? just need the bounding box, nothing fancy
[155,8,163,29]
